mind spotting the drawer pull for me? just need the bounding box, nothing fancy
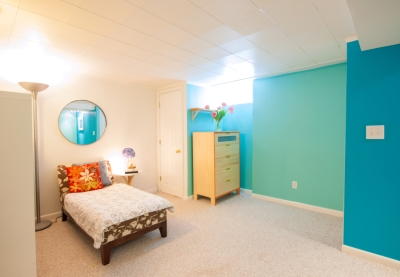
[226,180,230,182]
[226,155,230,158]
[226,168,230,170]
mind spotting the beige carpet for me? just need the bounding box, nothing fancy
[36,192,400,277]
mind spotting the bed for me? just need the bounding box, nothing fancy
[57,161,174,265]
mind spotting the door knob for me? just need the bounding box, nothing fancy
[176,149,181,153]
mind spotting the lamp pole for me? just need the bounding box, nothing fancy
[19,82,52,232]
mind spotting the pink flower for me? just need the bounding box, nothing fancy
[205,105,210,109]
[222,102,226,106]
[217,106,221,110]
[211,111,217,118]
[229,106,234,113]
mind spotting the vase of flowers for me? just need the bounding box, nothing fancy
[122,148,136,172]
[205,103,234,131]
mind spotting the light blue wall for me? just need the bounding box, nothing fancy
[187,84,253,195]
[344,41,400,260]
[252,64,346,211]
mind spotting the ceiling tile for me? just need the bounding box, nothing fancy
[161,46,193,61]
[290,27,333,46]
[154,25,196,46]
[14,10,65,35]
[245,26,287,45]
[312,0,342,9]
[278,11,326,37]
[250,0,279,8]
[248,55,290,71]
[210,66,239,75]
[227,10,275,36]
[58,24,102,45]
[188,0,214,7]
[94,37,132,53]
[62,0,85,6]
[318,1,353,24]
[260,0,317,24]
[8,36,48,52]
[50,36,91,53]
[261,37,299,54]
[202,0,258,24]
[235,47,270,60]
[180,54,211,66]
[197,60,226,70]
[174,8,222,36]
[45,46,81,60]
[178,37,215,54]
[228,61,256,72]
[273,48,316,68]
[0,34,9,46]
[123,9,171,35]
[164,60,193,71]
[11,25,54,44]
[142,0,198,23]
[200,25,242,45]
[67,9,118,36]
[304,44,344,64]
[219,38,255,53]
[0,3,18,35]
[121,46,154,60]
[136,36,176,54]
[105,25,149,46]
[0,0,21,7]
[143,54,175,66]
[214,54,245,65]
[79,0,138,23]
[19,0,78,23]
[187,71,221,83]
[124,0,151,7]
[198,47,231,60]
[325,19,356,41]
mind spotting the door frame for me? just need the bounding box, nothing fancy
[156,82,188,199]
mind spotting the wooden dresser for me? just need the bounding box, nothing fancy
[193,131,240,205]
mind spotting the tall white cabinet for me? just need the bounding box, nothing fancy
[0,91,37,276]
[193,131,240,205]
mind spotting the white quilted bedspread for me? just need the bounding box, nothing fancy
[64,183,174,249]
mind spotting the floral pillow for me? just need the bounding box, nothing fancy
[66,162,104,193]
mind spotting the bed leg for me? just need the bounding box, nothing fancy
[100,244,111,265]
[62,208,68,221]
[159,220,167,238]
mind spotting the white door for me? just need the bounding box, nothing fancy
[159,90,183,197]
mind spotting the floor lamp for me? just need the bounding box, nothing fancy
[19,81,52,232]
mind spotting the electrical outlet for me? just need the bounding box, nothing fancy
[292,181,297,189]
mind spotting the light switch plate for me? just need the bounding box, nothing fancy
[366,125,384,139]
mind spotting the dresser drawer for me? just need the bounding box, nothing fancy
[215,162,239,175]
[215,143,239,158]
[215,155,239,169]
[216,176,239,196]
[215,132,239,146]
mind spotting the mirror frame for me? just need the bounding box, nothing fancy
[58,100,107,145]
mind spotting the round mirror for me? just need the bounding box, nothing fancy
[58,100,107,145]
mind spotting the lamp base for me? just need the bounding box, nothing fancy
[35,220,52,232]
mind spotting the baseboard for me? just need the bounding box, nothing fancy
[251,193,343,217]
[240,188,252,195]
[36,211,62,222]
[146,188,158,194]
[183,195,193,200]
[342,245,400,270]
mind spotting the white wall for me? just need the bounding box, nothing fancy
[0,74,158,218]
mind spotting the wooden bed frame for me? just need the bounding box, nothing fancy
[62,208,167,265]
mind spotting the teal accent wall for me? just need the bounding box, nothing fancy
[344,41,400,260]
[187,84,253,195]
[224,103,253,190]
[253,63,346,211]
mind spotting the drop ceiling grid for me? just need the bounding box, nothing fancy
[0,0,361,87]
